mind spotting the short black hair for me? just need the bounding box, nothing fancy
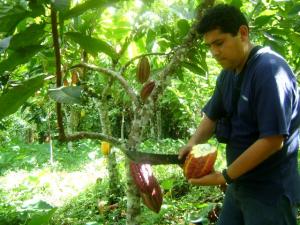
[197,4,248,36]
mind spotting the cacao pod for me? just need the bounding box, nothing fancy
[63,79,69,86]
[101,141,111,156]
[183,144,217,179]
[130,162,163,213]
[140,81,155,102]
[71,70,79,85]
[136,56,150,84]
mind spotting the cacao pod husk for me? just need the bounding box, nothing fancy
[136,56,150,84]
[183,144,217,179]
[130,162,163,213]
[140,81,155,102]
[101,141,111,156]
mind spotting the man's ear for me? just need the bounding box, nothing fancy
[238,25,249,41]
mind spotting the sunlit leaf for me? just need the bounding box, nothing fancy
[61,0,111,20]
[254,15,273,27]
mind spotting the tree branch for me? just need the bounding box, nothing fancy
[51,5,65,140]
[120,52,172,76]
[71,63,139,106]
[63,131,122,146]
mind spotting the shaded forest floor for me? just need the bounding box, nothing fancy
[0,139,299,225]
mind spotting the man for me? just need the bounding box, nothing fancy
[178,4,300,225]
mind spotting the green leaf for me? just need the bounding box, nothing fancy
[0,45,44,74]
[254,15,273,27]
[177,19,190,37]
[182,62,206,76]
[230,0,242,9]
[146,29,156,52]
[48,86,83,105]
[28,208,57,225]
[0,5,30,33]
[9,23,45,50]
[61,0,110,20]
[65,32,117,59]
[0,75,45,120]
[288,3,300,16]
[289,33,300,48]
[52,0,71,12]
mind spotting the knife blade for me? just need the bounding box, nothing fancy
[123,149,186,165]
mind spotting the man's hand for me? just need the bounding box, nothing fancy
[188,171,226,186]
[178,145,193,160]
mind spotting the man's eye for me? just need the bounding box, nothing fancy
[215,42,223,46]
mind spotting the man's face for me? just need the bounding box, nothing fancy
[203,28,245,71]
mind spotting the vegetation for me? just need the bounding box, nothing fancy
[0,0,299,224]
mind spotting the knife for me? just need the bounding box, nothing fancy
[123,149,186,165]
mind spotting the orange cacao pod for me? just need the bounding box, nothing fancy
[183,144,217,179]
[136,56,150,84]
[130,162,163,213]
[140,81,155,102]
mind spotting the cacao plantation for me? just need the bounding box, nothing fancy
[0,0,299,224]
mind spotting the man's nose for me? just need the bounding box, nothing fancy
[210,46,220,58]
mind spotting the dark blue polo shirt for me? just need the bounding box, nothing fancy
[203,47,300,205]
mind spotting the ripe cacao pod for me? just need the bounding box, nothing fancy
[101,141,111,156]
[140,81,155,102]
[130,162,163,213]
[136,56,150,84]
[183,144,217,179]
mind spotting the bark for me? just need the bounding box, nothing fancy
[50,6,65,140]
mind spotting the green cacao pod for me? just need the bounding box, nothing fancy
[136,56,150,84]
[183,144,217,179]
[140,81,155,102]
[130,162,163,213]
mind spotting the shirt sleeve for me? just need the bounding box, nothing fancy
[202,72,226,121]
[253,57,295,138]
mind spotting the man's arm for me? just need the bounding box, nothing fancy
[178,114,216,160]
[226,135,284,179]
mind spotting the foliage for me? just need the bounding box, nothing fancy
[0,0,300,224]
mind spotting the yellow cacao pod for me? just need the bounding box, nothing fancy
[136,56,150,84]
[101,141,111,156]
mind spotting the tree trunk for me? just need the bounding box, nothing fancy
[125,103,153,224]
[98,100,123,204]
